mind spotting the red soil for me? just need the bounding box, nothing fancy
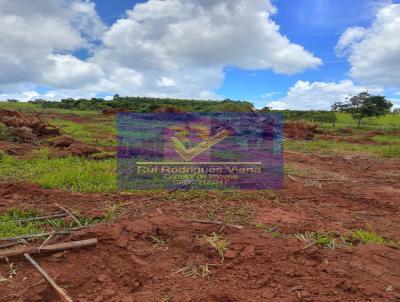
[1,151,400,301]
[284,122,318,140]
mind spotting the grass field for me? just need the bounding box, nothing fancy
[328,112,400,130]
[1,102,400,130]
[1,102,400,192]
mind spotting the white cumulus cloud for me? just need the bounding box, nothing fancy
[336,4,400,89]
[0,0,321,101]
[0,0,105,88]
[268,80,382,110]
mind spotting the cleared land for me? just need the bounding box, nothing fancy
[0,104,400,302]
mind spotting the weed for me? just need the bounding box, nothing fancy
[103,204,121,222]
[295,231,339,249]
[149,235,168,249]
[0,257,17,282]
[255,223,283,238]
[350,230,388,244]
[204,232,230,261]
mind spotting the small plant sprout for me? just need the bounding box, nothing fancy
[104,203,121,222]
[255,223,282,238]
[204,232,230,261]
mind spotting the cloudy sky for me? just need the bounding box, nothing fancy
[0,0,399,109]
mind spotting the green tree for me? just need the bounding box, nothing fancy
[332,92,392,128]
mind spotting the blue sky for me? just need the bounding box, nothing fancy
[1,0,400,109]
[91,0,373,104]
[220,0,400,107]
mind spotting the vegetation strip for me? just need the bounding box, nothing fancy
[0,213,68,224]
[0,226,92,242]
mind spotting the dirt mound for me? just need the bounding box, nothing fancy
[48,135,100,157]
[102,108,130,115]
[0,109,60,141]
[50,135,76,147]
[0,110,102,158]
[284,121,318,140]
[365,130,387,137]
[339,128,354,134]
[0,141,36,156]
[151,105,188,113]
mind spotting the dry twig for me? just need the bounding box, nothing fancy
[0,226,91,242]
[188,219,243,230]
[55,203,82,227]
[1,238,98,258]
[24,253,74,302]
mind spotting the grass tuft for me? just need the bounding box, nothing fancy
[295,231,339,249]
[204,232,230,261]
[0,209,44,238]
[0,152,117,192]
[350,230,388,244]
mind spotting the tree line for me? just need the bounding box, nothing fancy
[5,92,396,127]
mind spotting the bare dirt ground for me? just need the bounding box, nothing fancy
[1,150,400,302]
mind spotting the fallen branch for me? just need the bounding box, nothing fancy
[55,203,82,227]
[0,226,91,242]
[1,213,68,224]
[287,175,297,182]
[1,238,98,258]
[24,253,74,302]
[0,240,27,249]
[188,219,243,230]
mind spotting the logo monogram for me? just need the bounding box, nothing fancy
[168,124,230,161]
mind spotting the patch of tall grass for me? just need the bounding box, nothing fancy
[284,139,400,158]
[0,151,117,192]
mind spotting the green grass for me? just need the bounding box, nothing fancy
[0,102,39,111]
[372,135,400,144]
[0,101,100,116]
[334,113,400,130]
[50,119,116,146]
[0,208,112,239]
[350,230,388,244]
[295,231,339,249]
[0,209,44,238]
[0,151,117,192]
[294,229,400,249]
[285,139,400,158]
